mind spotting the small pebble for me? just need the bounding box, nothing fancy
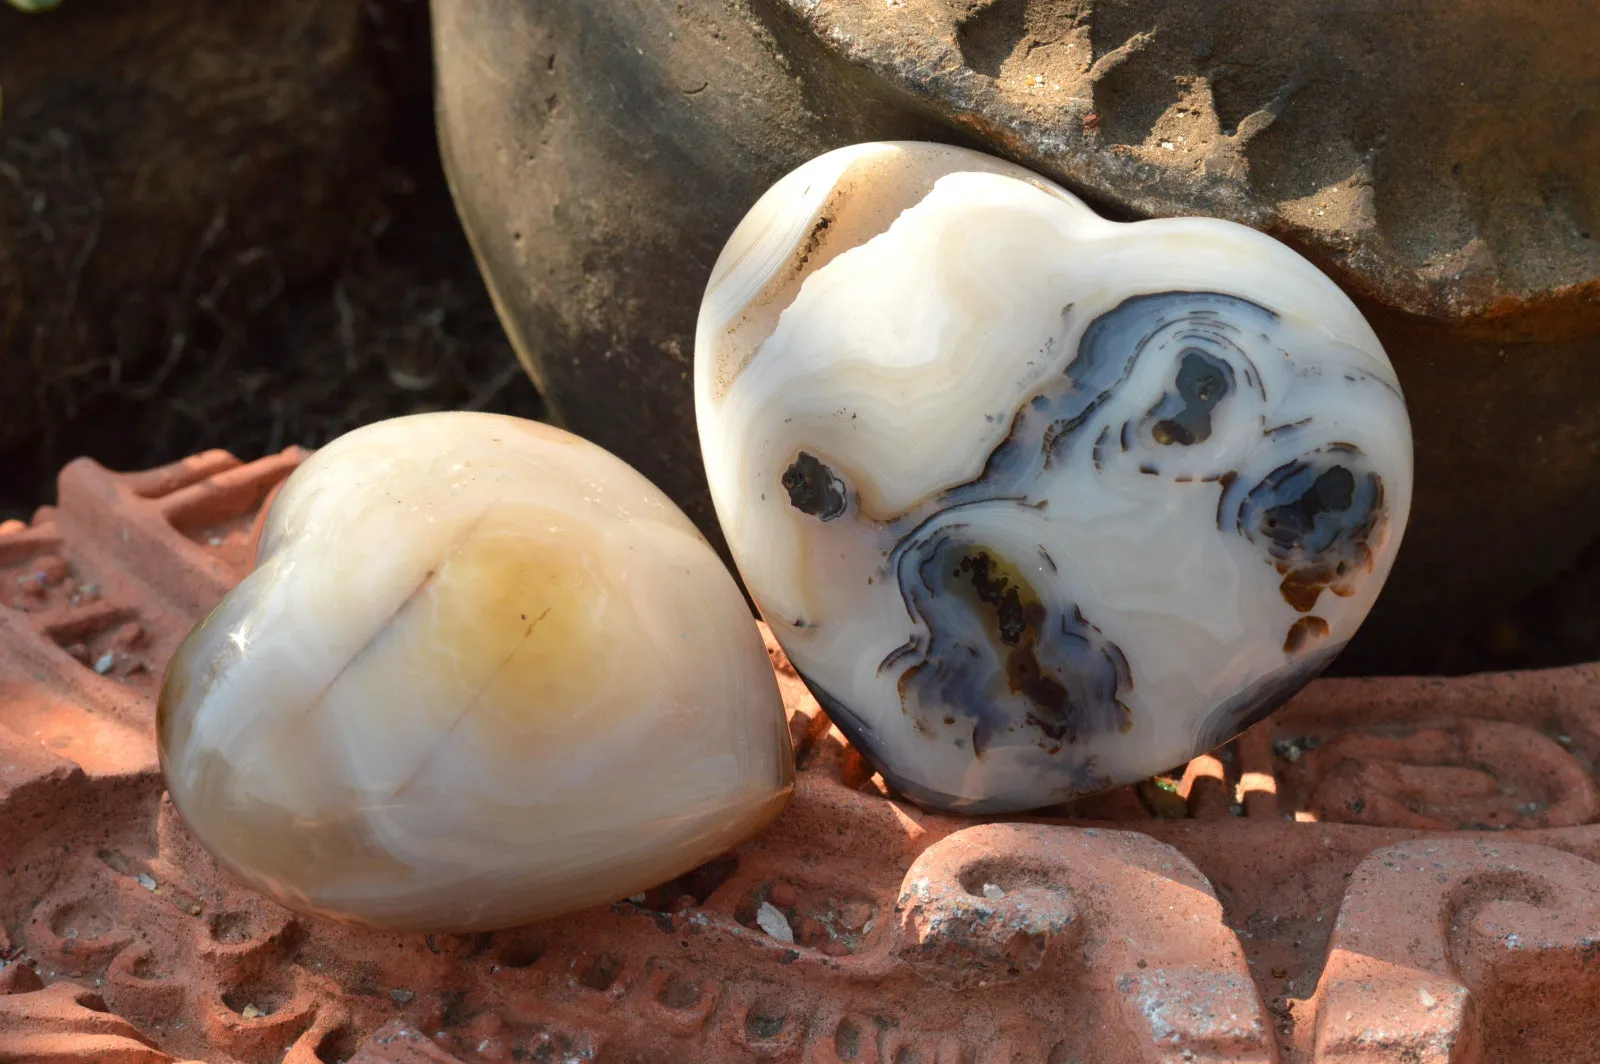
[798,916,828,942]
[111,622,146,651]
[93,652,116,675]
[136,873,157,892]
[390,988,416,1004]
[838,901,873,932]
[982,883,1006,900]
[756,901,794,943]
[240,1003,262,1020]
[1419,987,1437,1008]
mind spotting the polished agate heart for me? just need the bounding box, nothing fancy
[158,412,793,931]
[695,141,1412,814]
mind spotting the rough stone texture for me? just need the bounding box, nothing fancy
[432,0,1600,673]
[0,0,388,450]
[3,448,1600,1060]
[792,0,1600,328]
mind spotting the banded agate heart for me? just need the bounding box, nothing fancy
[694,141,1412,814]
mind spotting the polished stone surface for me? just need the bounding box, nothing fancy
[696,141,1412,813]
[158,411,793,931]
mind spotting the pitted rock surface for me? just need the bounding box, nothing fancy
[2,446,1600,1062]
[778,0,1599,329]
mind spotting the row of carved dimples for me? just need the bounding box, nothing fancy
[694,141,1412,813]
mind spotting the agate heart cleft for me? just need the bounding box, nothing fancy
[694,141,1413,815]
[158,411,794,932]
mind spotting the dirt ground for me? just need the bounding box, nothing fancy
[0,0,542,524]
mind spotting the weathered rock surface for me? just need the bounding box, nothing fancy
[433,0,1600,671]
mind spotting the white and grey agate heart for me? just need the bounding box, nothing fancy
[694,141,1412,815]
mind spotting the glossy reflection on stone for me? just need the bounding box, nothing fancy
[694,141,1412,815]
[158,412,793,931]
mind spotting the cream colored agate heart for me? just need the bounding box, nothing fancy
[695,141,1412,814]
[158,411,793,931]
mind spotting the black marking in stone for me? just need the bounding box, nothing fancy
[781,452,847,521]
[1262,465,1357,552]
[926,291,1276,498]
[1194,640,1347,754]
[792,664,969,810]
[1238,453,1381,556]
[845,292,1284,783]
[783,291,1313,809]
[1145,348,1235,446]
[1230,444,1386,612]
[796,662,1114,813]
[882,524,1133,758]
[1264,417,1312,439]
[1327,364,1404,402]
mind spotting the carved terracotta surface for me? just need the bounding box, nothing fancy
[1,447,1598,1063]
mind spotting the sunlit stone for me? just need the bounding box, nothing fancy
[695,141,1412,814]
[159,411,793,931]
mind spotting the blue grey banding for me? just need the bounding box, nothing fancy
[863,292,1282,763]
[1226,443,1386,612]
[796,664,1114,814]
[922,292,1274,512]
[1144,348,1235,446]
[889,520,1132,756]
[1194,639,1347,754]
[776,290,1375,808]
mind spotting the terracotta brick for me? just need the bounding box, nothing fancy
[0,447,1598,1063]
[1312,839,1600,1063]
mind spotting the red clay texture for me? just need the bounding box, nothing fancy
[1,448,1599,1063]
